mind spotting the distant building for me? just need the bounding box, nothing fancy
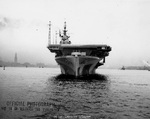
[14,53,18,63]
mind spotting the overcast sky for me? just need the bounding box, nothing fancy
[0,0,150,67]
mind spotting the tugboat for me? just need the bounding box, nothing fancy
[47,21,112,77]
[121,66,125,70]
[143,60,150,71]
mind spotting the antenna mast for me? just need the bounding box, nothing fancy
[55,31,57,44]
[48,21,51,45]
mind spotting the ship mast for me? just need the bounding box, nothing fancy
[48,21,51,45]
[55,31,57,44]
[63,21,67,36]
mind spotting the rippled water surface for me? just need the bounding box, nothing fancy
[0,67,150,119]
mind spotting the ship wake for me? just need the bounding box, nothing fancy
[54,74,108,81]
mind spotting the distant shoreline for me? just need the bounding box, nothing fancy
[1,65,149,71]
[1,60,149,70]
[0,60,58,68]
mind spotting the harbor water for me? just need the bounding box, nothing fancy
[0,67,150,119]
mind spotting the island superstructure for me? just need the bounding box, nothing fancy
[47,21,111,77]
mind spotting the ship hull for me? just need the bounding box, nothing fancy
[55,56,103,77]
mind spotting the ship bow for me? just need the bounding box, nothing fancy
[56,56,102,77]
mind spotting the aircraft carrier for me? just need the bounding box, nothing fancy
[47,21,111,77]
